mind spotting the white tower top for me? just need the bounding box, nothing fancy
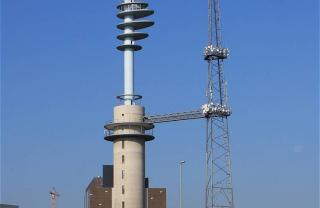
[116,0,154,105]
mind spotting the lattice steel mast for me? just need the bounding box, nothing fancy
[145,0,235,207]
[204,0,234,207]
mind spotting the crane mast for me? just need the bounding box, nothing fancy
[50,188,60,208]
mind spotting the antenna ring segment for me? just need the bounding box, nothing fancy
[116,94,143,101]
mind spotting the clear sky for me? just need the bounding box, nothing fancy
[1,0,319,208]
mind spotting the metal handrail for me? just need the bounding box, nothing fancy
[118,3,148,12]
[104,128,153,137]
[105,118,150,125]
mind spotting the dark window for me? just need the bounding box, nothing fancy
[122,201,125,208]
[122,140,125,149]
[122,185,125,194]
[122,155,125,164]
[103,165,113,188]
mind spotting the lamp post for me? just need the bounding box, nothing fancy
[179,160,186,208]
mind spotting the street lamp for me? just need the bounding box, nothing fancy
[179,160,186,208]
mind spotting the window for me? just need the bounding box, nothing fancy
[122,155,125,164]
[122,185,125,194]
[122,201,125,208]
[122,140,125,149]
[122,170,125,179]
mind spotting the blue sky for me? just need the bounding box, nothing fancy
[1,0,319,208]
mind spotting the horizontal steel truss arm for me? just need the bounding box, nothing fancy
[145,104,231,123]
[145,109,204,123]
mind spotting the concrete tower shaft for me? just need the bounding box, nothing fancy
[113,106,146,208]
[105,105,154,208]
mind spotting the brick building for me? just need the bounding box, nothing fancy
[85,166,166,208]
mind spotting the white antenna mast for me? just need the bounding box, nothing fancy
[116,0,154,105]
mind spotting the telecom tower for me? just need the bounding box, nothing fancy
[104,1,155,208]
[104,0,235,208]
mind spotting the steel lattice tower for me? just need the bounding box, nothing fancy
[204,0,234,208]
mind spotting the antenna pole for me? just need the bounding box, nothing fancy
[116,0,154,105]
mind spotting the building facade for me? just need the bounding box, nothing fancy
[85,177,112,208]
[85,166,166,208]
